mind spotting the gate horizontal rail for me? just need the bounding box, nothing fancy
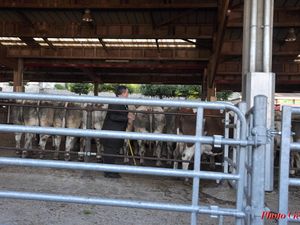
[0,157,240,180]
[0,124,251,146]
[0,191,245,218]
[0,92,245,121]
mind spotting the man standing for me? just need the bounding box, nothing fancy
[102,85,129,178]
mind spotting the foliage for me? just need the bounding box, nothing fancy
[140,84,201,99]
[216,90,233,101]
[68,83,92,95]
[8,81,28,86]
[54,84,66,90]
[99,83,117,93]
[140,85,177,98]
[175,85,201,99]
[126,84,140,93]
[98,83,140,94]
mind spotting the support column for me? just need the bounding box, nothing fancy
[13,58,24,92]
[94,82,99,96]
[242,0,275,191]
[207,83,217,102]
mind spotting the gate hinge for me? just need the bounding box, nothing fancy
[252,126,267,146]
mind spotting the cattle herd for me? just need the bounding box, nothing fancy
[2,99,300,176]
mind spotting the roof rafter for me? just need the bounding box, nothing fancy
[207,0,230,87]
[154,9,196,29]
[6,47,210,61]
[0,22,214,39]
[0,1,218,9]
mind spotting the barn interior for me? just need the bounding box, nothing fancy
[0,0,299,98]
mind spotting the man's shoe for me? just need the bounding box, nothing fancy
[104,172,121,178]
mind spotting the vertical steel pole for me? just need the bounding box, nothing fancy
[190,107,204,225]
[236,102,247,225]
[278,106,292,225]
[249,0,258,72]
[224,112,230,174]
[251,95,267,225]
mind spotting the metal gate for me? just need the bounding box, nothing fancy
[0,92,268,225]
[278,106,300,225]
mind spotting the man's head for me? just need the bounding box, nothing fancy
[115,85,129,98]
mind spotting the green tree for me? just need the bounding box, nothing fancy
[98,83,140,94]
[140,84,177,99]
[140,84,201,99]
[54,84,66,90]
[68,83,92,95]
[175,85,201,99]
[216,90,233,101]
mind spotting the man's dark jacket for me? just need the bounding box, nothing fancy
[101,104,128,148]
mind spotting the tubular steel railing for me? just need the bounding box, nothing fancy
[278,106,300,225]
[0,92,264,225]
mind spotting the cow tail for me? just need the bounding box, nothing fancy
[37,100,41,127]
[175,127,180,151]
[149,108,153,153]
[62,102,68,128]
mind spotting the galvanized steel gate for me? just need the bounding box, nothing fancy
[278,106,300,225]
[0,92,269,225]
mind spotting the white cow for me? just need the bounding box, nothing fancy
[38,101,55,159]
[122,105,136,163]
[11,100,39,158]
[133,106,166,166]
[64,102,83,161]
[38,101,67,160]
[80,103,108,161]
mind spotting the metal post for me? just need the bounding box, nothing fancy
[242,0,275,192]
[191,107,204,225]
[278,106,292,225]
[224,112,230,174]
[249,0,258,72]
[236,102,247,225]
[251,95,267,225]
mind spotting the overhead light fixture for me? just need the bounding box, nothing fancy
[285,28,296,42]
[82,9,93,22]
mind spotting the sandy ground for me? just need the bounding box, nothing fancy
[0,132,299,225]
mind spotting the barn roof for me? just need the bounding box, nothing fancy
[0,0,299,92]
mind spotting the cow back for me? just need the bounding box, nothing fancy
[204,109,224,136]
[134,106,150,131]
[177,108,196,136]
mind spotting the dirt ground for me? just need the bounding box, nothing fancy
[0,132,299,225]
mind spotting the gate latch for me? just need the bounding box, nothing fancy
[209,205,219,218]
[213,135,223,148]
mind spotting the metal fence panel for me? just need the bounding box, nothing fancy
[278,106,300,225]
[0,92,268,225]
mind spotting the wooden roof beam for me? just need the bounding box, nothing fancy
[98,38,108,53]
[207,0,231,87]
[0,22,214,39]
[155,39,160,53]
[0,1,218,9]
[6,47,210,61]
[81,68,102,83]
[154,9,196,29]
